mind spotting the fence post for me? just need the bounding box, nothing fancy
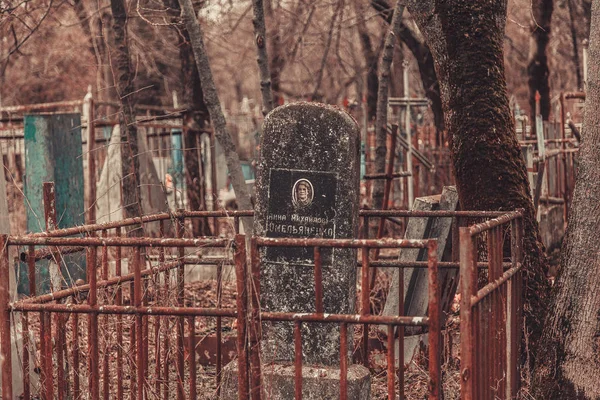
[427,240,440,399]
[234,234,249,400]
[459,228,475,400]
[0,234,13,400]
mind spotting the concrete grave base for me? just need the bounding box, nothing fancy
[220,360,371,399]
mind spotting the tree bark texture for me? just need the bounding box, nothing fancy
[355,0,379,121]
[532,1,600,397]
[528,0,553,123]
[110,0,143,228]
[405,0,549,359]
[373,1,405,210]
[178,0,253,235]
[370,0,444,132]
[312,0,344,100]
[251,0,275,115]
[178,26,213,237]
[264,0,285,106]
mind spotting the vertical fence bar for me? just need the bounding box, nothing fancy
[101,230,109,400]
[0,234,13,400]
[249,237,262,400]
[22,312,30,400]
[115,227,124,400]
[459,228,475,400]
[161,221,170,400]
[72,295,80,400]
[88,245,99,400]
[314,247,323,313]
[361,246,370,366]
[176,216,185,400]
[427,240,440,400]
[387,324,395,400]
[216,260,223,396]
[133,246,145,400]
[189,316,197,399]
[294,320,303,399]
[340,322,348,400]
[234,235,249,400]
[398,251,405,400]
[155,221,164,398]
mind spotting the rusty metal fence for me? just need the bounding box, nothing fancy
[0,206,525,399]
[459,210,524,400]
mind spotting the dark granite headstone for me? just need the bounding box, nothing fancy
[254,102,361,365]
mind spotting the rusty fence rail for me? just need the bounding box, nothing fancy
[248,236,441,400]
[459,210,524,400]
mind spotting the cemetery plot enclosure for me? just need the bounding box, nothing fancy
[0,207,525,399]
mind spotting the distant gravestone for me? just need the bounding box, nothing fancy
[22,114,86,294]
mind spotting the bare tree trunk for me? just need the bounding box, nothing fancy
[567,0,583,89]
[110,0,143,229]
[528,0,553,125]
[373,1,405,210]
[251,0,275,115]
[354,0,379,121]
[178,0,253,234]
[264,0,284,106]
[532,2,600,398]
[370,0,444,132]
[405,0,549,361]
[312,0,344,100]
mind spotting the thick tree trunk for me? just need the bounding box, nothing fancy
[532,2,600,398]
[110,0,142,228]
[373,1,405,210]
[567,0,584,89]
[264,0,284,106]
[528,0,553,124]
[370,0,444,132]
[178,0,253,235]
[405,0,549,359]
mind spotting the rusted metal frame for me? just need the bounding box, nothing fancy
[188,315,197,398]
[467,211,523,236]
[470,265,522,307]
[370,260,513,270]
[23,256,220,304]
[43,182,67,399]
[130,279,137,400]
[249,237,262,400]
[361,246,370,366]
[22,310,31,400]
[427,240,440,399]
[496,227,507,399]
[362,171,411,179]
[387,324,395,400]
[234,235,249,400]
[294,321,303,399]
[132,246,146,400]
[87,244,100,400]
[0,99,83,113]
[459,227,476,400]
[20,245,85,262]
[398,248,405,400]
[9,235,231,247]
[27,210,253,238]
[216,259,223,397]
[87,96,97,225]
[488,227,500,398]
[175,217,185,400]
[115,227,124,400]
[560,93,570,223]
[255,237,429,249]
[40,310,53,400]
[101,230,110,400]
[0,235,13,400]
[340,322,348,400]
[155,221,164,398]
[314,247,324,313]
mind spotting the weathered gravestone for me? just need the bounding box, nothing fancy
[221,103,370,398]
[380,186,458,365]
[22,114,86,294]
